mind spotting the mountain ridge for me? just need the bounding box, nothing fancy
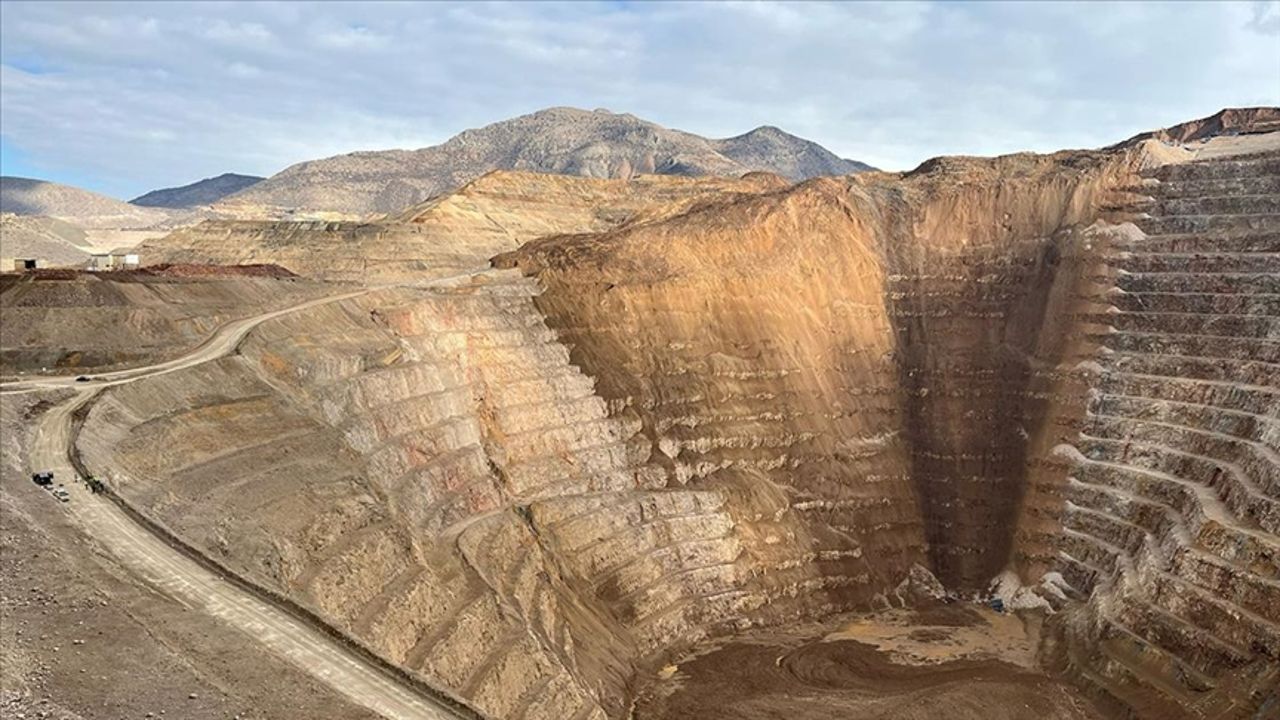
[222,106,875,215]
[131,172,264,209]
[0,176,176,229]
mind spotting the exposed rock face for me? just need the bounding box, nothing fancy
[60,120,1279,719]
[130,173,265,209]
[496,136,1280,715]
[78,271,662,718]
[141,171,790,282]
[499,149,1141,594]
[222,107,871,215]
[0,176,176,229]
[0,268,323,375]
[1114,107,1280,148]
[1039,150,1280,715]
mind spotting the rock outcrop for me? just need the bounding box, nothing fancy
[0,268,323,375]
[140,171,789,283]
[61,116,1280,719]
[1039,149,1280,717]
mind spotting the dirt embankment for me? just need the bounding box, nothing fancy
[632,605,1100,720]
[139,170,787,283]
[0,392,382,720]
[0,269,327,376]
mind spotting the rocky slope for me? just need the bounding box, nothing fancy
[47,113,1280,720]
[221,107,871,215]
[141,170,789,282]
[0,213,91,266]
[1114,107,1280,147]
[1040,148,1280,717]
[0,176,177,229]
[0,267,324,376]
[494,132,1280,717]
[75,144,1134,718]
[131,173,264,209]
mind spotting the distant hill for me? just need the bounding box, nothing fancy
[711,125,874,178]
[0,176,176,229]
[131,173,265,208]
[223,107,874,215]
[0,213,91,266]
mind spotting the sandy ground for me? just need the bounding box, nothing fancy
[632,604,1104,720]
[79,229,170,254]
[1185,132,1280,161]
[0,392,383,720]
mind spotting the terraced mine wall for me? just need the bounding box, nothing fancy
[500,150,1143,597]
[1041,150,1280,716]
[498,143,1280,715]
[0,268,323,375]
[69,139,1280,718]
[78,269,795,718]
[78,273,637,718]
[139,171,787,283]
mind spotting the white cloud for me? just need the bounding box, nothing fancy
[227,61,262,78]
[0,0,1276,198]
[204,19,274,45]
[315,25,389,50]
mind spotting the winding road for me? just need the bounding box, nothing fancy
[5,273,488,720]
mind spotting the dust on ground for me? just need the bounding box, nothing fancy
[632,604,1103,720]
[827,603,1042,668]
[0,392,381,720]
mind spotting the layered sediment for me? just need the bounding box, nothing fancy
[63,116,1280,718]
[140,171,787,283]
[1040,149,1280,716]
[0,267,323,376]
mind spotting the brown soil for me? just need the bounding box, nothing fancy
[0,392,381,720]
[0,263,297,281]
[633,610,1103,720]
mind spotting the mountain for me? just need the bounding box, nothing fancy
[0,213,92,266]
[710,125,874,178]
[222,107,874,215]
[0,176,176,229]
[131,173,264,209]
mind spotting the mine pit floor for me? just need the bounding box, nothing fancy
[632,605,1103,720]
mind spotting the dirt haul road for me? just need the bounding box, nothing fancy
[7,272,489,720]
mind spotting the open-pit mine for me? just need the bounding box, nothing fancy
[2,108,1278,720]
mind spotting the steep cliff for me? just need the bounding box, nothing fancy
[139,171,787,283]
[66,121,1280,719]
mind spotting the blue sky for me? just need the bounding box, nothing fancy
[2,0,1278,199]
